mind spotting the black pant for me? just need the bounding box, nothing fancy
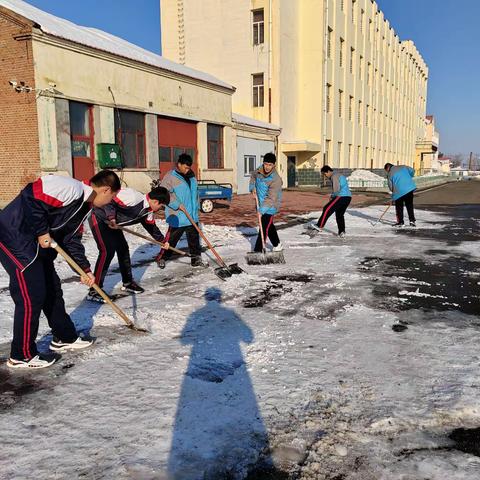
[254,214,280,252]
[0,247,78,360]
[89,213,132,288]
[317,196,352,234]
[395,191,415,224]
[157,225,202,261]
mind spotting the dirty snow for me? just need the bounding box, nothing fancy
[0,205,479,479]
[348,169,386,181]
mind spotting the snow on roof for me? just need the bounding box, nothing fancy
[0,0,235,91]
[232,113,281,132]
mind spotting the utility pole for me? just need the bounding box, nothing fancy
[468,151,473,171]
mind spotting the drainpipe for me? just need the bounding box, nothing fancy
[322,0,329,176]
[268,0,273,124]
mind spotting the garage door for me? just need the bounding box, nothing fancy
[157,117,198,179]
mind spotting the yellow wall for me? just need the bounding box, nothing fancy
[161,0,429,177]
[32,35,233,190]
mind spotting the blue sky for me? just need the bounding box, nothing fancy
[25,0,478,155]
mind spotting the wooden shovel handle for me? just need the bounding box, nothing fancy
[375,204,392,225]
[50,242,135,329]
[181,206,227,268]
[119,226,186,256]
[254,193,266,251]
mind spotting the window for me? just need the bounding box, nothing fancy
[359,55,363,78]
[358,100,362,124]
[244,155,257,176]
[70,101,93,158]
[207,124,223,169]
[360,9,365,32]
[339,38,345,67]
[340,0,344,11]
[367,62,372,85]
[115,109,145,168]
[252,9,264,45]
[326,84,331,113]
[368,19,372,40]
[348,144,353,167]
[338,89,343,118]
[327,27,333,58]
[351,0,356,23]
[252,73,264,107]
[337,142,342,166]
[349,96,353,121]
[350,47,355,73]
[357,145,361,166]
[366,104,370,126]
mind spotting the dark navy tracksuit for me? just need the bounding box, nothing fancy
[0,176,93,361]
[89,188,165,287]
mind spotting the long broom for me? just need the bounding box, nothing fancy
[51,242,148,333]
[246,194,285,265]
[372,203,392,227]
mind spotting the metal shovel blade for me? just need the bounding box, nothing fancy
[214,266,233,281]
[227,263,244,275]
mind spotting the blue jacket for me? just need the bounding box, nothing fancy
[388,165,416,200]
[249,167,283,215]
[161,170,199,228]
[0,176,93,272]
[330,173,352,197]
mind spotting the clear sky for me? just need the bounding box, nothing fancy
[24,0,478,156]
[376,0,480,156]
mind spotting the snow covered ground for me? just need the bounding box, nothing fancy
[0,205,479,479]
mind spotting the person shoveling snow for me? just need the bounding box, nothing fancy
[246,152,285,265]
[307,165,352,238]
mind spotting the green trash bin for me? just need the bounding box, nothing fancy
[97,143,123,169]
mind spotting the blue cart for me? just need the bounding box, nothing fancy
[198,180,233,213]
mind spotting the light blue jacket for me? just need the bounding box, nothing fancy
[249,167,283,215]
[160,170,199,227]
[330,173,352,197]
[388,165,416,200]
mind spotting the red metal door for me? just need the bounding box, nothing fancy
[70,102,95,181]
[157,117,197,179]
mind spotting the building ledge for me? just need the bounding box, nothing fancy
[281,141,322,153]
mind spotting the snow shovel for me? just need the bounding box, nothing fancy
[119,226,189,257]
[51,242,148,333]
[372,204,392,227]
[181,206,244,280]
[246,194,285,265]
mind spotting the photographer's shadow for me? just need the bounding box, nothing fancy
[168,287,271,478]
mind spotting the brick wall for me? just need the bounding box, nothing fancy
[0,9,40,204]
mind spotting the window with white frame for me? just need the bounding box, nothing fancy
[244,155,257,176]
[252,9,264,45]
[252,73,264,107]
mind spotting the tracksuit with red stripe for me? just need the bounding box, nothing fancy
[89,188,165,287]
[317,173,352,234]
[0,176,93,361]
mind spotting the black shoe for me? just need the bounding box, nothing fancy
[409,221,416,227]
[121,281,145,294]
[156,258,166,269]
[191,257,209,268]
[87,289,108,303]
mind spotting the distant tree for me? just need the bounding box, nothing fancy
[449,153,464,168]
